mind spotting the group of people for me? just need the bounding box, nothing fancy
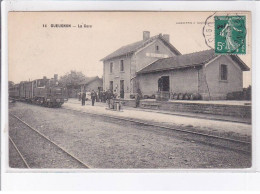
[79,89,116,107]
[80,90,97,106]
[99,90,117,103]
[78,88,142,108]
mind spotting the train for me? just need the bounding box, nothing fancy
[9,74,68,108]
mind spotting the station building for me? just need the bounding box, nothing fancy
[80,76,103,93]
[101,31,249,100]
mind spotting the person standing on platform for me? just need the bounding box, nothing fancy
[78,92,81,101]
[135,89,142,108]
[81,92,86,106]
[107,89,112,108]
[91,90,96,106]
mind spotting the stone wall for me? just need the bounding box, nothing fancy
[117,99,251,118]
[137,67,200,97]
[201,55,243,100]
[81,79,103,92]
[103,56,132,98]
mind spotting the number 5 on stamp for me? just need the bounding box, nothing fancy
[214,15,246,54]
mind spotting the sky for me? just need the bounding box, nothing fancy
[9,12,251,87]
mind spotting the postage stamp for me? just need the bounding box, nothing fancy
[214,15,246,54]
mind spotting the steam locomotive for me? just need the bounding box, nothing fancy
[9,74,68,108]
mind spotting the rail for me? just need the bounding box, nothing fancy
[10,113,92,169]
[62,107,251,154]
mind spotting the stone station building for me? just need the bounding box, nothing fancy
[101,31,249,100]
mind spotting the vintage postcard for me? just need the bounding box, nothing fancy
[7,11,252,170]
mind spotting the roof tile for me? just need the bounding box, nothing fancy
[137,49,250,74]
[101,34,180,61]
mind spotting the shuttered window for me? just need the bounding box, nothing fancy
[120,60,124,71]
[220,64,228,81]
[110,62,113,73]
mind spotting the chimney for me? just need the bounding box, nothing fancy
[143,31,150,41]
[162,34,170,42]
[43,76,47,79]
[54,74,58,81]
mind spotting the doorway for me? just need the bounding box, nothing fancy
[120,80,124,98]
[109,81,113,91]
[158,76,170,92]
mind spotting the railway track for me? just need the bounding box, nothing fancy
[62,107,251,155]
[9,135,30,168]
[9,113,92,169]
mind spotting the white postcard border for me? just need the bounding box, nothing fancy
[1,0,259,191]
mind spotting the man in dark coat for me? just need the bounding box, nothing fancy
[106,89,113,108]
[101,91,105,103]
[81,92,86,106]
[135,89,142,108]
[91,90,96,106]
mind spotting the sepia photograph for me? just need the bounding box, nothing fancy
[7,11,252,169]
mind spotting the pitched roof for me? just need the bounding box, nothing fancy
[101,34,181,61]
[137,49,250,74]
[229,55,250,71]
[79,76,102,85]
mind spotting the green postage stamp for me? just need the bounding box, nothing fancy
[214,15,246,54]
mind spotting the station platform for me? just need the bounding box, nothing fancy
[68,98,251,124]
[64,99,251,142]
[113,99,251,121]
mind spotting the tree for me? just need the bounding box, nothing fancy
[8,81,14,88]
[59,71,88,98]
[59,70,87,88]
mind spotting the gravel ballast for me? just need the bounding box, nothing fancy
[9,102,251,169]
[9,115,89,169]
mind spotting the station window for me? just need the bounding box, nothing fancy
[156,45,159,52]
[110,62,113,73]
[220,64,228,81]
[120,60,124,72]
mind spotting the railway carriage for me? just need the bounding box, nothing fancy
[9,84,20,100]
[9,74,68,108]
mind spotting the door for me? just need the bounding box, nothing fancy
[109,81,113,92]
[162,76,169,92]
[158,76,169,92]
[120,80,124,98]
